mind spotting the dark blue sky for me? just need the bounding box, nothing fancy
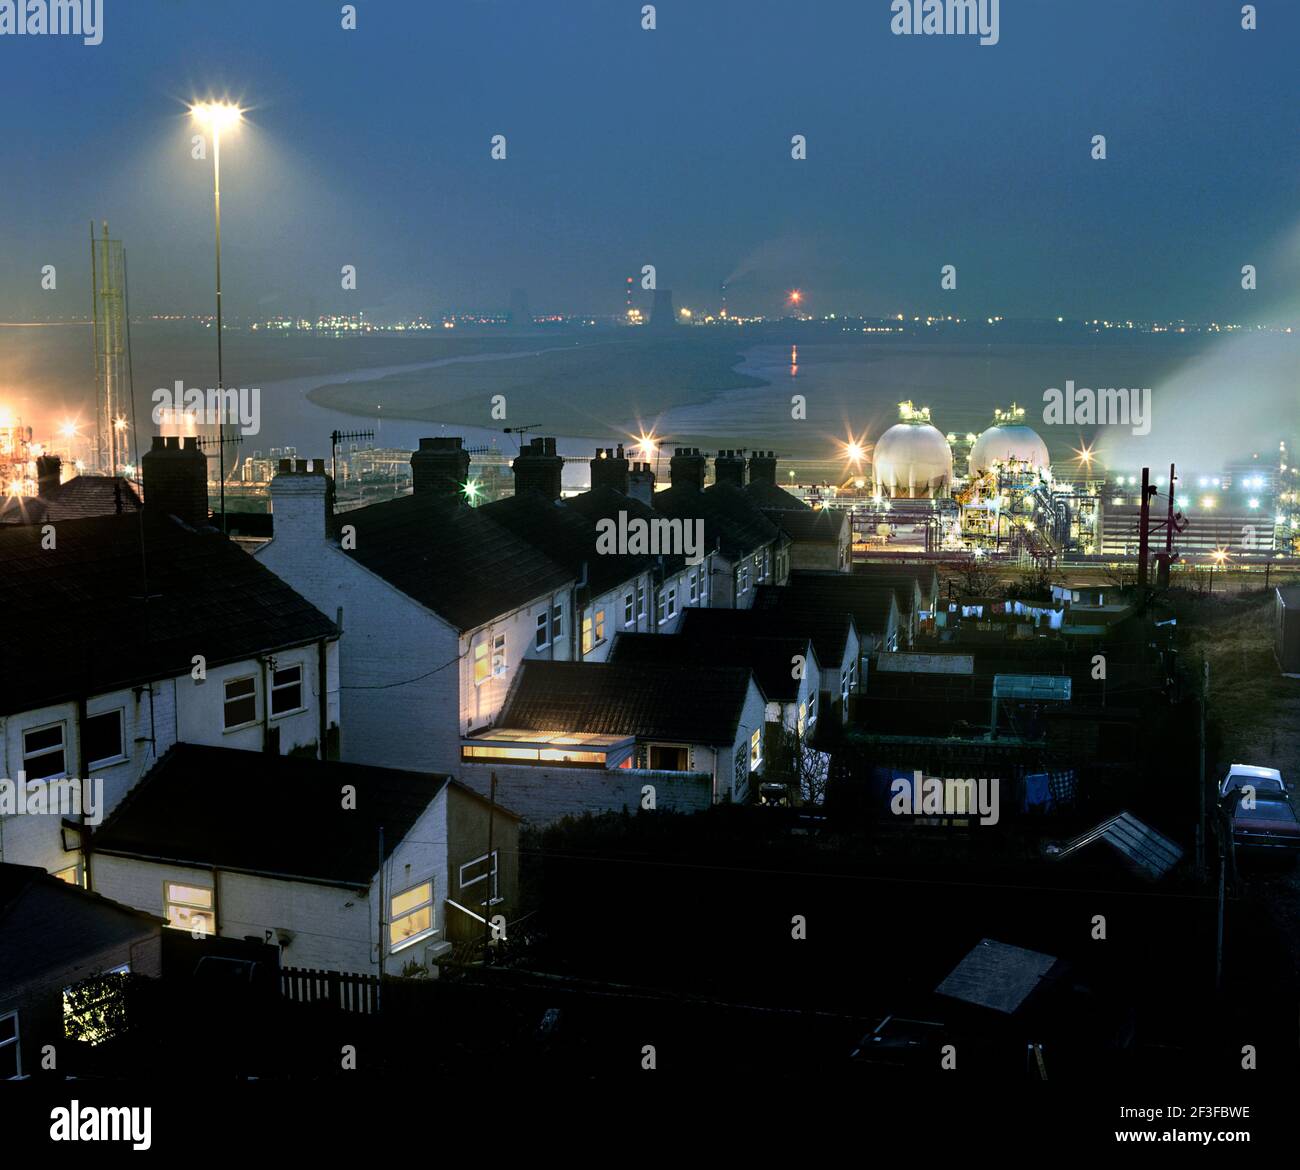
[2,0,1297,320]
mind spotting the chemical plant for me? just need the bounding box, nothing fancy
[796,400,1299,567]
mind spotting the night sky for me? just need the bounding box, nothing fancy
[2,0,1298,321]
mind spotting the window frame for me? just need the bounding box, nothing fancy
[222,675,258,731]
[83,708,126,769]
[21,721,67,780]
[389,879,436,952]
[535,611,550,650]
[458,851,501,907]
[163,880,215,936]
[750,727,763,772]
[551,604,564,642]
[491,633,507,679]
[269,663,305,719]
[0,1010,20,1080]
[624,591,635,626]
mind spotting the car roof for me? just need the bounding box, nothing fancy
[1227,764,1284,781]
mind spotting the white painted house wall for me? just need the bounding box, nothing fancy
[258,471,575,772]
[90,790,449,976]
[0,642,336,876]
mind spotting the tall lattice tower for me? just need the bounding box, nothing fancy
[90,220,127,475]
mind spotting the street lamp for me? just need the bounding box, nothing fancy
[190,100,243,533]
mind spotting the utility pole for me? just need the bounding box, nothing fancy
[482,772,497,965]
[1197,658,1208,881]
[376,827,385,1011]
[1215,815,1226,995]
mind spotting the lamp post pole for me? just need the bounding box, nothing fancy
[212,123,225,533]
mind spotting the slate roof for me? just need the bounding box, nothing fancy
[0,862,162,986]
[767,571,901,639]
[0,476,142,525]
[655,481,785,561]
[564,485,689,573]
[342,493,574,631]
[0,514,338,717]
[852,562,939,609]
[745,480,810,511]
[481,489,650,596]
[498,659,753,745]
[91,744,456,886]
[764,507,847,545]
[609,624,812,704]
[751,585,859,667]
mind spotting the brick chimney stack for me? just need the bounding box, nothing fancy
[749,450,778,485]
[410,437,471,505]
[35,454,61,498]
[589,445,630,494]
[512,436,564,501]
[714,449,747,488]
[669,447,707,492]
[142,436,209,528]
[627,462,656,505]
[269,458,335,545]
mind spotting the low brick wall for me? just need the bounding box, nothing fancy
[457,764,713,824]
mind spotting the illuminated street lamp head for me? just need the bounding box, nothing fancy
[788,289,803,306]
[190,101,243,132]
[1212,548,1229,565]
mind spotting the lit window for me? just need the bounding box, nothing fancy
[536,612,550,649]
[53,865,80,887]
[808,690,817,724]
[750,728,762,771]
[624,592,635,626]
[798,703,807,737]
[459,851,500,907]
[474,640,490,685]
[492,633,507,677]
[270,664,303,717]
[223,677,257,729]
[22,723,66,780]
[390,881,434,950]
[83,710,124,767]
[0,1012,20,1080]
[63,965,130,1045]
[164,882,214,935]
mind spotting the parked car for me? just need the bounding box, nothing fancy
[1219,764,1286,801]
[1230,792,1300,859]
